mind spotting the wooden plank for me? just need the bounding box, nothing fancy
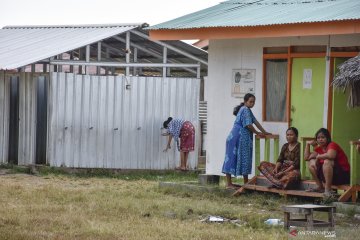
[255,138,260,175]
[273,138,279,163]
[287,46,292,126]
[328,208,334,230]
[262,58,266,121]
[290,53,326,58]
[254,176,352,190]
[306,210,314,230]
[284,212,290,230]
[350,141,359,185]
[283,204,334,209]
[327,57,334,131]
[243,184,285,194]
[338,189,352,202]
[263,53,288,59]
[288,220,331,228]
[255,134,279,139]
[330,52,359,57]
[265,138,270,162]
[234,175,356,200]
[233,176,257,196]
[352,190,357,203]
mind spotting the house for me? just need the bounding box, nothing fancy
[148,0,360,182]
[0,23,208,170]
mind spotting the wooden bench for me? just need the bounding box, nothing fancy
[282,204,335,230]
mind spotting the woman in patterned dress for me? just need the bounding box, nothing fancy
[258,127,301,189]
[163,117,195,171]
[222,93,271,189]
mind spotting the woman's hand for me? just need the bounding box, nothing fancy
[306,140,317,147]
[263,131,272,135]
[257,132,265,137]
[272,167,278,175]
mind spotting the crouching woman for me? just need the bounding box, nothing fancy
[304,128,350,197]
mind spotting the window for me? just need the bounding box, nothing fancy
[264,59,287,122]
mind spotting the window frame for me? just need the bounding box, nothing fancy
[262,48,290,123]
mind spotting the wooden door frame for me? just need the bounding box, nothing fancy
[262,47,326,125]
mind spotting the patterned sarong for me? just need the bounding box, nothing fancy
[258,161,300,189]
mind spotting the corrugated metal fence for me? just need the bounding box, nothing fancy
[0,71,9,164]
[0,72,48,165]
[48,72,200,169]
[18,73,40,165]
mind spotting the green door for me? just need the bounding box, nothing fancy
[332,58,360,157]
[290,58,326,138]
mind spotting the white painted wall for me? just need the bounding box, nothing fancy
[205,34,360,176]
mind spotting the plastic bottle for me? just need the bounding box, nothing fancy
[264,218,283,225]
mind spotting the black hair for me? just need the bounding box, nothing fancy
[233,93,256,116]
[286,127,299,137]
[315,128,332,143]
[163,117,173,129]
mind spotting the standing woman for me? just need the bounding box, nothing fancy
[163,117,195,171]
[222,93,271,188]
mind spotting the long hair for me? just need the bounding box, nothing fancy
[315,128,332,143]
[233,93,255,116]
[163,117,173,129]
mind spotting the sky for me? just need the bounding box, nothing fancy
[0,0,221,28]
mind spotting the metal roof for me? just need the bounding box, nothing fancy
[0,24,145,70]
[148,0,360,30]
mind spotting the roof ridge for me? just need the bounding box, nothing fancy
[223,0,339,4]
[3,23,149,29]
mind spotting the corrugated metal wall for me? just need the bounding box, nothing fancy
[48,72,200,169]
[18,73,49,165]
[0,71,9,163]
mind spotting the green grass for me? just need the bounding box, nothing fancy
[0,165,359,239]
[1,164,200,182]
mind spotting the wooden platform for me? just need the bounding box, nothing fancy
[233,176,360,202]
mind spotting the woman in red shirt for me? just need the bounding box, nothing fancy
[304,128,350,197]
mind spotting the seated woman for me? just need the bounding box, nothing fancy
[304,128,350,197]
[258,127,301,189]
